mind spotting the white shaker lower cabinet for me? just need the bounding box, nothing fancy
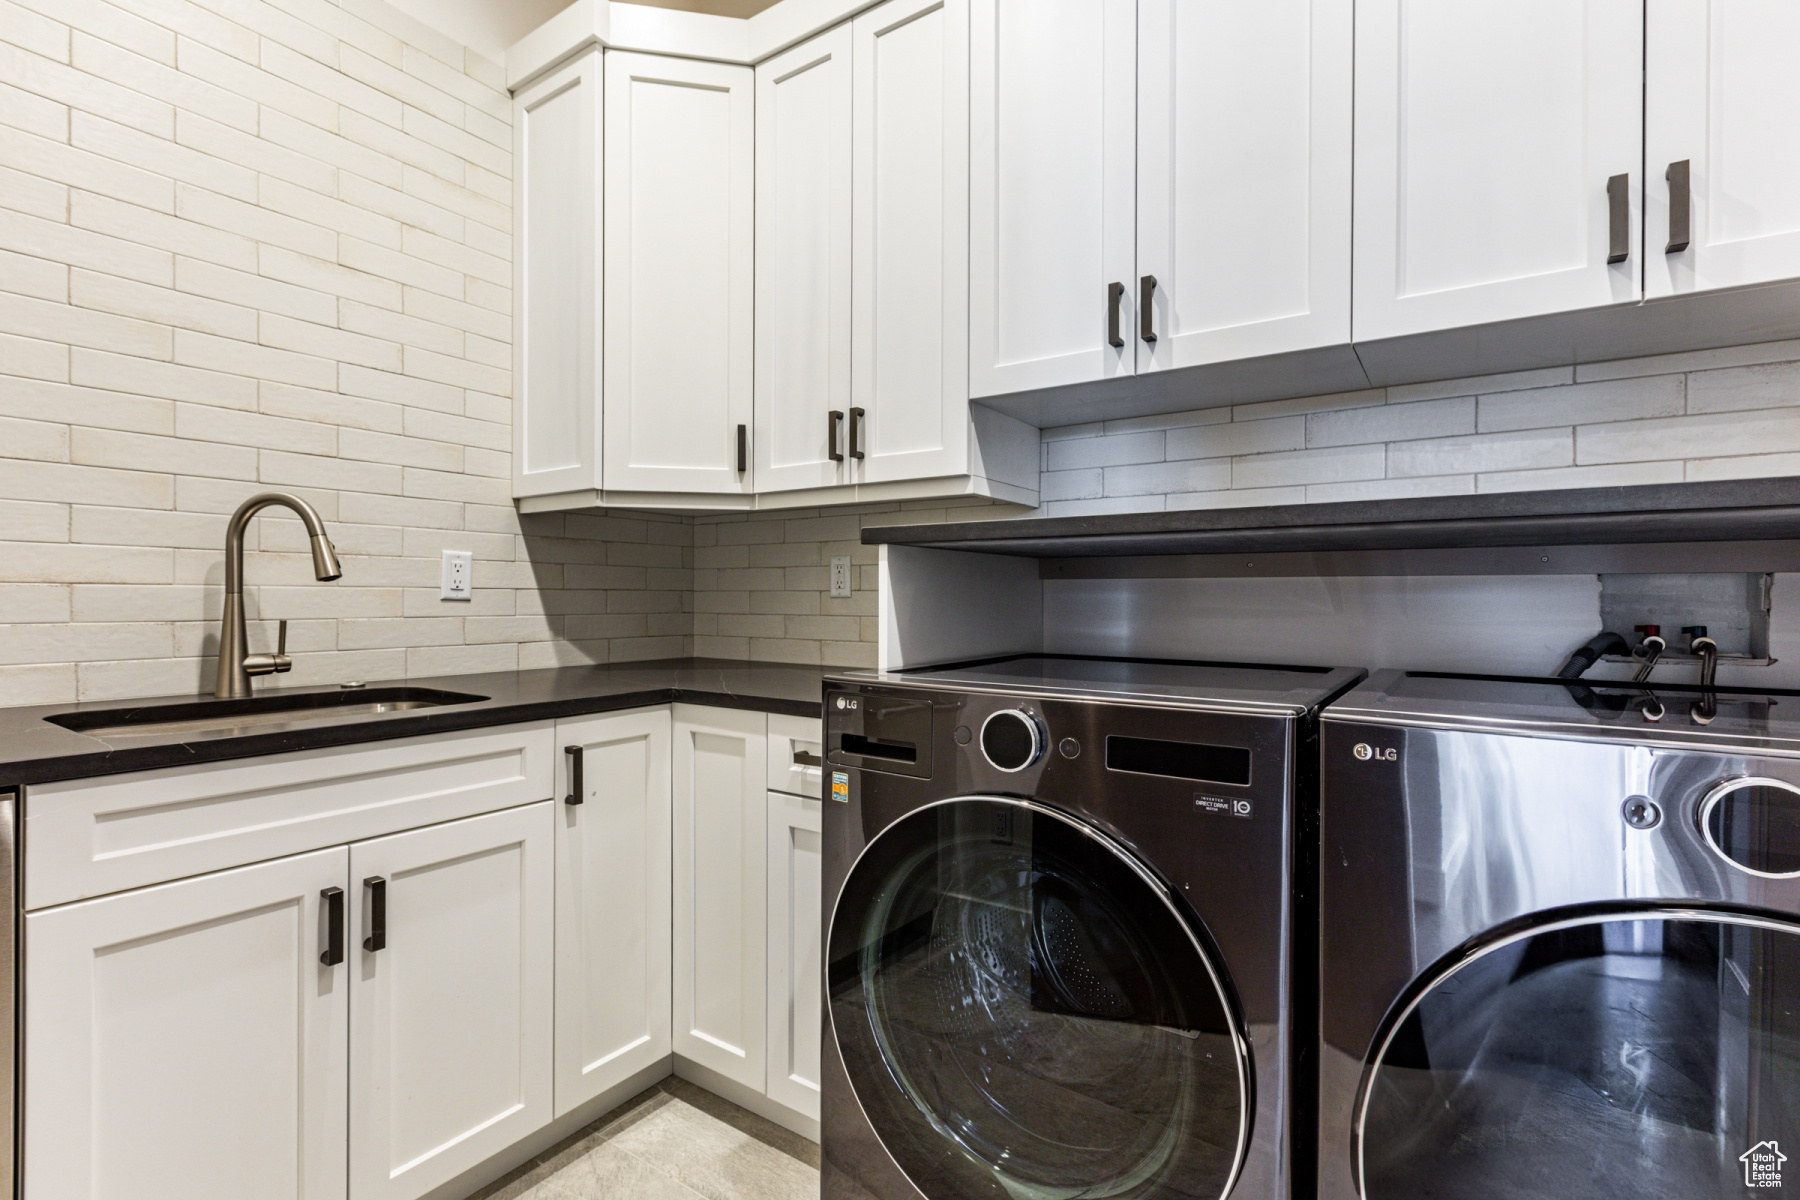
[1646,0,1800,299]
[349,803,555,1200]
[765,788,824,1121]
[603,51,756,504]
[24,847,350,1200]
[553,708,674,1116]
[1353,0,1643,342]
[672,705,769,1093]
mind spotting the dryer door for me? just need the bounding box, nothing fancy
[1356,908,1800,1199]
[828,796,1250,1200]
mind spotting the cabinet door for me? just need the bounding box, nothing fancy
[604,51,755,496]
[553,709,672,1117]
[1647,1,1800,298]
[1353,0,1643,342]
[25,848,348,1200]
[969,0,1136,397]
[851,0,973,486]
[513,49,602,500]
[349,804,554,1200]
[756,26,855,495]
[1136,0,1352,370]
[671,704,768,1092]
[765,789,824,1121]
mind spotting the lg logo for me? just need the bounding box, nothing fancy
[1353,743,1398,762]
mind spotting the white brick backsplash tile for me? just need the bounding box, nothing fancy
[72,583,212,622]
[174,401,336,454]
[1305,475,1476,504]
[339,362,461,412]
[0,377,172,435]
[0,540,172,583]
[1039,469,1101,502]
[1102,458,1231,498]
[1685,362,1800,415]
[0,289,170,359]
[68,503,228,548]
[176,110,337,196]
[261,448,401,493]
[0,459,172,508]
[176,256,338,326]
[1388,428,1572,477]
[177,34,337,130]
[1046,430,1163,471]
[1579,407,1800,464]
[259,175,400,250]
[0,499,69,541]
[0,329,66,380]
[1478,460,1687,493]
[75,30,257,131]
[70,110,257,203]
[178,182,337,260]
[340,297,461,355]
[1165,485,1306,511]
[260,106,401,189]
[0,415,69,462]
[1479,375,1685,433]
[73,189,253,270]
[259,380,402,434]
[1576,338,1800,382]
[0,40,172,137]
[175,327,335,389]
[339,427,459,472]
[402,225,507,285]
[403,344,507,396]
[1223,442,1383,490]
[262,37,399,126]
[17,0,174,64]
[71,268,257,340]
[402,165,509,235]
[0,160,69,220]
[4,125,174,214]
[0,621,171,665]
[1230,387,1383,423]
[0,662,75,705]
[1685,451,1800,482]
[0,582,71,622]
[338,42,460,126]
[259,244,401,309]
[401,464,508,505]
[2,0,71,61]
[1387,365,1574,404]
[73,425,257,479]
[340,171,463,241]
[104,0,257,63]
[0,207,171,286]
[1044,495,1168,517]
[1307,398,1474,448]
[0,247,67,303]
[339,235,463,299]
[341,108,463,184]
[0,73,69,141]
[260,312,400,372]
[1168,415,1306,459]
[73,346,257,408]
[401,103,508,178]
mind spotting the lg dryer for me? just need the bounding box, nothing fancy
[821,655,1362,1200]
[1321,670,1800,1200]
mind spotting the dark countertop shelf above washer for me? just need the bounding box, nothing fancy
[0,658,828,788]
[862,477,1800,558]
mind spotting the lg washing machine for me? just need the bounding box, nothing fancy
[820,655,1362,1200]
[1321,670,1800,1200]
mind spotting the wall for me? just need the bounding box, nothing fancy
[1037,340,1800,516]
[0,0,694,708]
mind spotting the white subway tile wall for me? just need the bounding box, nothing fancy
[1035,341,1800,516]
[0,0,701,707]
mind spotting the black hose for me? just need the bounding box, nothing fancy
[1556,632,1630,679]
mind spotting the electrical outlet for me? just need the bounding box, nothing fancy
[441,550,473,601]
[829,555,853,599]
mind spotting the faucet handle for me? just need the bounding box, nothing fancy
[245,619,294,678]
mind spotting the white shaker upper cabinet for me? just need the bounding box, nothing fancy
[969,0,1137,398]
[851,0,974,486]
[1353,0,1644,342]
[604,52,755,499]
[1136,0,1352,370]
[553,709,673,1118]
[755,25,855,495]
[513,49,601,501]
[1647,0,1800,298]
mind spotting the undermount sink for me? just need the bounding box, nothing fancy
[47,687,489,745]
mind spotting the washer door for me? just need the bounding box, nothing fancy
[828,796,1250,1200]
[1357,909,1800,1199]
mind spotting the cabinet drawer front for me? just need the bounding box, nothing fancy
[26,723,555,910]
[766,714,823,798]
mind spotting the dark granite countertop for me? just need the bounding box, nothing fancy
[0,658,828,788]
[862,476,1800,557]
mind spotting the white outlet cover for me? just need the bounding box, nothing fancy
[829,555,853,599]
[441,550,473,601]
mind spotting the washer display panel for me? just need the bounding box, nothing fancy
[829,797,1249,1200]
[1358,911,1800,1199]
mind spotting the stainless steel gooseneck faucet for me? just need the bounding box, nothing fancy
[215,491,343,699]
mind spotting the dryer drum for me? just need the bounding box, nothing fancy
[1355,908,1800,1200]
[827,796,1251,1200]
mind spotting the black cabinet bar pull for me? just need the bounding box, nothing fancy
[828,410,845,463]
[1666,159,1691,253]
[565,744,583,805]
[1107,281,1125,348]
[1606,173,1630,264]
[320,886,344,966]
[849,407,865,460]
[363,876,386,953]
[736,424,747,473]
[1139,276,1157,343]
[793,749,823,767]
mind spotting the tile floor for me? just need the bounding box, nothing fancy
[466,1078,820,1200]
